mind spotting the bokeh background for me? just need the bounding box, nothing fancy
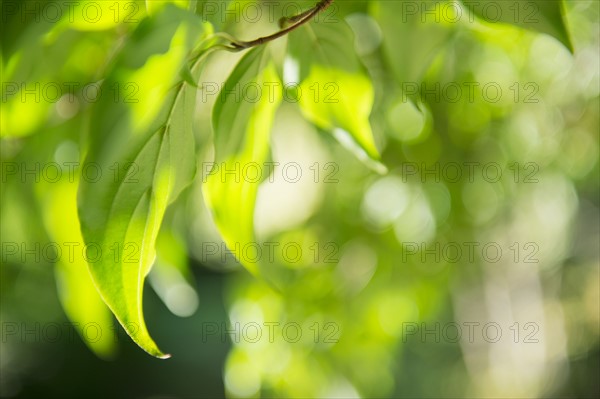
[1,0,599,398]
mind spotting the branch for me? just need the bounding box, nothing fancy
[225,0,334,51]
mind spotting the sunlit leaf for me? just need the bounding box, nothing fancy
[1,33,120,138]
[39,178,116,359]
[288,17,381,162]
[53,0,144,32]
[146,0,191,15]
[203,46,282,276]
[78,6,210,357]
[462,0,573,51]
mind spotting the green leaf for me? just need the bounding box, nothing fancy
[372,0,455,84]
[196,0,232,29]
[1,24,129,138]
[203,46,282,276]
[288,17,381,163]
[78,6,210,358]
[146,0,192,15]
[39,178,116,359]
[462,0,573,51]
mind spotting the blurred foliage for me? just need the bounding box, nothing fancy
[1,0,599,398]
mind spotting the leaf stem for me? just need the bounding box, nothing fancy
[225,0,334,51]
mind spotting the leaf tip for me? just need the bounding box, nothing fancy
[143,344,171,359]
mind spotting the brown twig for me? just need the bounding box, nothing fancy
[226,0,334,51]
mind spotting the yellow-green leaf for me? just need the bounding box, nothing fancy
[78,6,210,357]
[146,0,191,15]
[203,46,282,276]
[288,17,381,162]
[39,178,116,359]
